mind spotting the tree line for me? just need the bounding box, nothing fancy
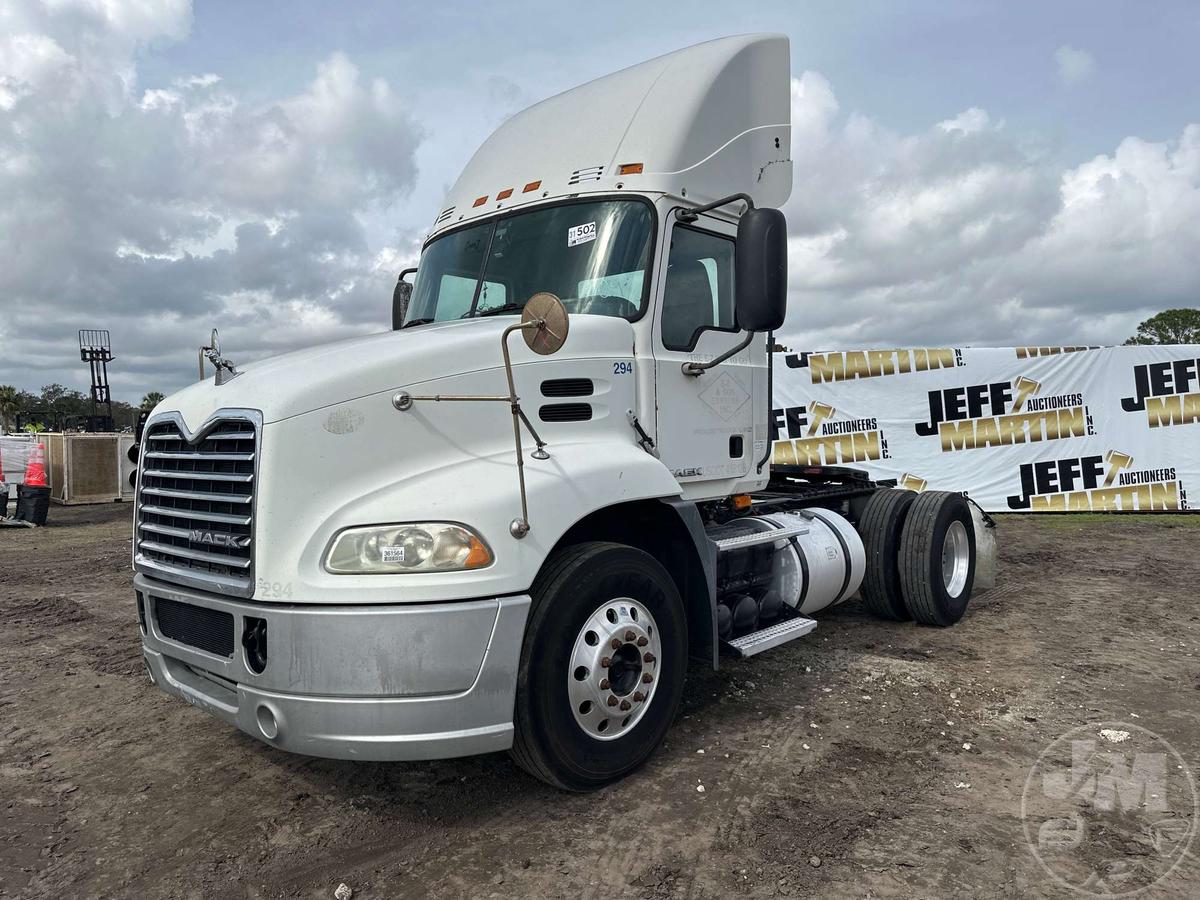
[0,384,164,433]
[0,311,1195,433]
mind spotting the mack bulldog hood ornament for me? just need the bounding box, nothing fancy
[199,328,238,385]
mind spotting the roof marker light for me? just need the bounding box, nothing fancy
[617,163,644,175]
[496,188,513,200]
[473,195,488,207]
[522,180,541,193]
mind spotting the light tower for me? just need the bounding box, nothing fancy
[78,329,115,432]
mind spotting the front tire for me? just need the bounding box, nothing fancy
[511,542,687,791]
[899,491,976,626]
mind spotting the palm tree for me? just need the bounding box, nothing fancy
[141,391,165,411]
[0,385,18,433]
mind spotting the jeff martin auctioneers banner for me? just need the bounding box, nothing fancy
[770,346,1200,512]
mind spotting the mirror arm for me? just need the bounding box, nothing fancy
[394,315,556,540]
[398,267,417,282]
[676,192,755,224]
[681,330,756,376]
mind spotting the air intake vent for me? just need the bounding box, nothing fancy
[434,206,455,225]
[540,403,593,422]
[568,165,604,185]
[154,597,235,658]
[541,378,594,398]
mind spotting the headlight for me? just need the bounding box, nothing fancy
[324,523,493,574]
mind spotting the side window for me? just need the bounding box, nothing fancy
[660,226,735,351]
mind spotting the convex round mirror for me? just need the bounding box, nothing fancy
[522,292,570,355]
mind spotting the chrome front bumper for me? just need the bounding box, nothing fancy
[135,573,530,761]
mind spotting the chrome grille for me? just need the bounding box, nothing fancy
[135,414,258,596]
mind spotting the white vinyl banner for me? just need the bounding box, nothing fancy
[770,346,1200,512]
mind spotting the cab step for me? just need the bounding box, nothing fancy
[712,522,807,553]
[724,615,818,658]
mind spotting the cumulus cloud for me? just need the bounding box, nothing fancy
[779,73,1200,351]
[0,6,1196,404]
[1055,44,1096,85]
[0,0,422,401]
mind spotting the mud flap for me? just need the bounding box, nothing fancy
[969,502,997,592]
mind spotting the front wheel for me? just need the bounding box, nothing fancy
[511,542,687,791]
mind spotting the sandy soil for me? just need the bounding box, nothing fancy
[1,504,1198,899]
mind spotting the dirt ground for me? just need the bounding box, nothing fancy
[2,504,1198,899]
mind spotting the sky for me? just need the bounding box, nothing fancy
[1,0,1198,404]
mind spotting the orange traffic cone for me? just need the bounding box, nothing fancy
[24,442,47,487]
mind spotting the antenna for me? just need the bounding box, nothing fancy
[78,329,115,432]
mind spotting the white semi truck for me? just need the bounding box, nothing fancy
[133,34,992,790]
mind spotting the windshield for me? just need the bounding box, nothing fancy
[404,199,654,326]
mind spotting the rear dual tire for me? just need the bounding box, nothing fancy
[899,491,976,626]
[859,489,976,627]
[859,489,918,621]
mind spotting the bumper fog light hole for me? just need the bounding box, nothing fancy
[256,704,279,740]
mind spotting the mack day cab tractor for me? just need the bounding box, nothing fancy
[132,34,994,791]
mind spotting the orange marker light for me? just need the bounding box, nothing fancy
[618,163,644,175]
[465,536,492,569]
[731,494,752,511]
[472,195,488,207]
[496,188,513,200]
[522,180,542,193]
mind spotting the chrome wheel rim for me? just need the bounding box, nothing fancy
[568,597,661,741]
[942,520,970,598]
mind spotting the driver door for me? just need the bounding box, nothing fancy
[653,214,760,498]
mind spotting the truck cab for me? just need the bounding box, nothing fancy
[134,34,986,790]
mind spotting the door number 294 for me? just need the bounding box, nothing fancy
[613,361,633,375]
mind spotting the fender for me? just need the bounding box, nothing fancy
[659,498,719,668]
[256,418,688,605]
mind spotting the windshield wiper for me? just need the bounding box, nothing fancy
[470,303,526,318]
[401,317,435,329]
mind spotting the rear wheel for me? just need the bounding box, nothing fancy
[511,542,687,791]
[899,491,976,626]
[858,489,917,621]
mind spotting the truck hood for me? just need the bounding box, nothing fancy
[162,318,522,427]
[157,315,632,428]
